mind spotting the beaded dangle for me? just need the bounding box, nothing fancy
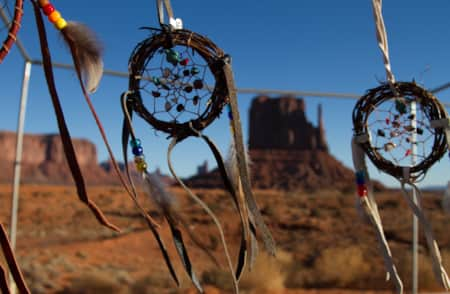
[351,1,450,292]
[120,1,275,293]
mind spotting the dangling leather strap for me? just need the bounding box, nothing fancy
[0,265,9,294]
[222,60,276,256]
[168,137,238,294]
[32,0,118,232]
[0,224,30,294]
[200,133,257,280]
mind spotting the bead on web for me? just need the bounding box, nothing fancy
[130,139,148,172]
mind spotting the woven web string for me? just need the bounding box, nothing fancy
[138,44,214,124]
[368,96,435,168]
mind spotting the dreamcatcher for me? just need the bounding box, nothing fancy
[121,0,276,292]
[0,0,135,292]
[352,1,450,293]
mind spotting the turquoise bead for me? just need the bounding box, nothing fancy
[130,139,141,148]
[165,49,180,66]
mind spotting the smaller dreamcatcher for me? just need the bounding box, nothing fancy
[121,0,276,292]
[352,1,450,293]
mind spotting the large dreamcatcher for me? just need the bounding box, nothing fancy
[121,0,276,292]
[352,1,450,293]
[0,0,135,292]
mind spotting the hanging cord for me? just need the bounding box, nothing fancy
[351,136,403,294]
[121,92,185,286]
[225,107,259,275]
[156,0,182,30]
[167,128,239,294]
[194,126,255,280]
[222,57,276,257]
[400,169,450,290]
[32,0,119,232]
[371,0,397,92]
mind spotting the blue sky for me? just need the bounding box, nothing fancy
[1,0,450,188]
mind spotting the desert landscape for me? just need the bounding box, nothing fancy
[0,184,449,293]
[0,97,449,293]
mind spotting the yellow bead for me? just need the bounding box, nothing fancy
[136,161,147,172]
[48,11,61,23]
[55,18,67,30]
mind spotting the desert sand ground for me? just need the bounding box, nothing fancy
[0,184,448,293]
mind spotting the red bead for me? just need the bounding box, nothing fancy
[385,118,390,125]
[42,3,55,16]
[357,185,367,198]
[405,149,412,157]
[180,58,189,66]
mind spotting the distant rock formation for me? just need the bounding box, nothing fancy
[186,96,368,191]
[249,96,328,151]
[0,131,117,185]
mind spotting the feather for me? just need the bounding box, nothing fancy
[225,140,252,192]
[142,171,177,212]
[61,22,104,93]
[141,171,204,293]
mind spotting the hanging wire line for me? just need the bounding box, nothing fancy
[2,5,450,107]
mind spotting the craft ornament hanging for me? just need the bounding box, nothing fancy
[351,1,450,293]
[121,1,276,293]
[0,0,123,292]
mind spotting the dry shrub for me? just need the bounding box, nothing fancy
[238,250,290,293]
[443,250,450,270]
[202,250,290,293]
[63,271,127,294]
[313,245,371,287]
[201,268,233,292]
[131,274,175,294]
[397,249,448,291]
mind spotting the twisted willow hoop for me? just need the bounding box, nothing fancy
[0,0,23,62]
[353,81,448,181]
[128,28,229,139]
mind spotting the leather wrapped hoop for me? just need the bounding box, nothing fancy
[352,81,448,180]
[127,29,229,139]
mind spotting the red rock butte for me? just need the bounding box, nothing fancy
[187,96,358,191]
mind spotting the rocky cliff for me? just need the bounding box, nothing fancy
[0,131,117,185]
[249,96,328,151]
[186,96,365,191]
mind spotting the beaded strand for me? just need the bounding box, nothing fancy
[130,138,148,172]
[355,170,368,198]
[38,0,67,30]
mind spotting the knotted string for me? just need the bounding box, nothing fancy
[156,0,182,30]
[371,0,397,91]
